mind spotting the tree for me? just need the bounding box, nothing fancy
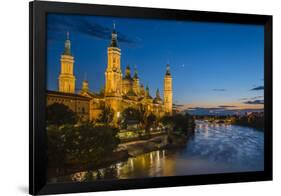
[97,106,114,125]
[145,113,156,134]
[160,115,173,126]
[160,113,195,136]
[138,106,147,129]
[47,122,120,170]
[121,107,141,123]
[47,125,67,170]
[173,114,190,134]
[46,103,77,126]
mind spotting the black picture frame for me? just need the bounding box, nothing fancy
[29,1,273,195]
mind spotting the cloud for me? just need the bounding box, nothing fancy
[239,96,264,101]
[251,86,264,91]
[218,105,236,108]
[239,96,264,105]
[47,15,137,45]
[173,103,184,108]
[244,100,264,105]
[188,107,221,110]
[212,89,226,92]
[238,98,249,101]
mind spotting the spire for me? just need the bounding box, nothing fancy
[113,21,116,33]
[64,32,71,55]
[153,88,162,103]
[110,22,118,47]
[156,88,160,98]
[133,65,138,79]
[140,83,145,96]
[165,64,171,76]
[84,72,88,82]
[146,84,149,95]
[145,84,152,99]
[63,32,71,55]
[125,65,131,79]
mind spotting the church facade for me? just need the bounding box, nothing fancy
[46,27,173,123]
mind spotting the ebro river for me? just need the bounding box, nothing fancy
[56,120,264,182]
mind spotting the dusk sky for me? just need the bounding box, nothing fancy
[47,14,264,114]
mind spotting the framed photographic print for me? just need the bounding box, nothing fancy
[29,1,272,195]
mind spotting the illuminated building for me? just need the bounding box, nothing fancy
[47,26,173,124]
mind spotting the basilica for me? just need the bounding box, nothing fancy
[46,27,173,124]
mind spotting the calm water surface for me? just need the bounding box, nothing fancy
[56,120,264,182]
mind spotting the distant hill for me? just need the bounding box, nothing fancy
[185,107,263,116]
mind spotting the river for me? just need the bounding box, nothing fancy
[55,120,264,182]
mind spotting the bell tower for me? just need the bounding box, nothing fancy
[104,23,123,124]
[164,64,173,115]
[58,32,76,93]
[105,23,122,97]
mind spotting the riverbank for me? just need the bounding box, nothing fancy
[119,133,189,156]
[49,120,264,182]
[47,132,190,180]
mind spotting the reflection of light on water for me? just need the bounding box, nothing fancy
[150,152,153,165]
[130,159,134,170]
[59,121,264,182]
[203,124,209,138]
[162,150,166,168]
[157,151,160,161]
[116,162,121,176]
[71,171,86,182]
[141,156,146,167]
[156,151,160,169]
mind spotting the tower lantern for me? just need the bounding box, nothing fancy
[63,32,71,55]
[82,73,89,93]
[110,22,118,47]
[82,80,89,93]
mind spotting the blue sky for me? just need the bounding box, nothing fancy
[46,14,264,114]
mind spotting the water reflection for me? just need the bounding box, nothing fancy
[55,120,264,182]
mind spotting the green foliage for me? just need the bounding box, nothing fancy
[232,114,264,129]
[120,107,147,129]
[121,107,157,134]
[97,106,114,125]
[47,122,120,169]
[121,107,142,123]
[172,114,190,134]
[46,103,78,126]
[145,113,156,133]
[84,171,95,182]
[47,125,67,168]
[160,113,195,135]
[160,115,174,126]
